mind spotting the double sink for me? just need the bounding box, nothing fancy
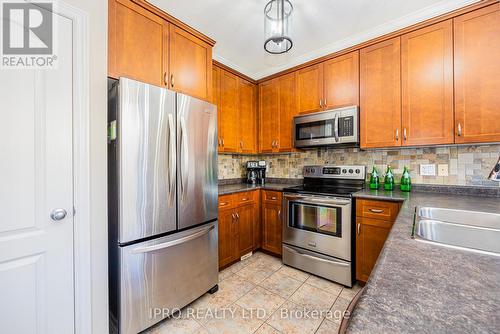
[412,206,500,256]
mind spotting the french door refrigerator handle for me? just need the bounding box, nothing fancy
[179,116,188,201]
[167,114,176,206]
[131,225,215,254]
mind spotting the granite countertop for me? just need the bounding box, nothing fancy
[218,182,299,195]
[348,189,500,333]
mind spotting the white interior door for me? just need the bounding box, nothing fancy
[0,10,75,334]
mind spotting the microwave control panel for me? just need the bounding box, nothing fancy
[338,116,354,137]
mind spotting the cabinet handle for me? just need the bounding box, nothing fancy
[357,223,360,236]
[218,137,221,147]
[231,213,236,221]
[220,201,228,206]
[170,74,174,88]
[270,196,277,200]
[241,198,249,201]
[403,128,407,141]
[221,138,225,147]
[395,129,399,141]
[369,208,384,214]
[278,210,281,220]
[457,123,462,137]
[240,141,243,150]
[319,99,322,108]
[324,98,327,107]
[163,72,168,86]
[236,213,240,221]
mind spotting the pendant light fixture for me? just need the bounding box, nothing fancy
[264,0,293,54]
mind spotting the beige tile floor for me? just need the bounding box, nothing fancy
[146,251,361,334]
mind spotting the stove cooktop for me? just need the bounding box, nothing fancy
[282,185,361,197]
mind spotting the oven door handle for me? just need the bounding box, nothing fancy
[334,113,339,142]
[286,246,350,267]
[284,195,351,206]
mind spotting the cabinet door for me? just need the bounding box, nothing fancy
[454,4,500,144]
[262,203,282,256]
[237,204,255,257]
[277,73,297,152]
[259,79,279,153]
[323,51,359,109]
[360,37,402,149]
[212,66,222,150]
[355,217,392,282]
[169,25,212,101]
[296,64,324,114]
[218,208,238,268]
[401,20,454,146]
[239,80,257,153]
[109,0,167,86]
[220,70,240,152]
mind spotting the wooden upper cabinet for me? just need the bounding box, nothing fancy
[108,0,167,86]
[259,79,279,153]
[401,20,454,146]
[169,25,212,101]
[454,4,500,144]
[277,73,297,152]
[296,64,324,114]
[360,37,402,149]
[323,51,359,109]
[239,79,257,153]
[220,70,240,152]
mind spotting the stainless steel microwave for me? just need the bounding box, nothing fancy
[293,106,359,148]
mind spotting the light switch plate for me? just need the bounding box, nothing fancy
[438,164,449,176]
[420,164,436,176]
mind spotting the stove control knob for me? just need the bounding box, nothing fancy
[342,169,347,174]
[349,169,354,174]
[305,168,310,174]
[311,168,316,174]
[355,169,360,174]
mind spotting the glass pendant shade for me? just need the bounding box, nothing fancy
[264,0,293,54]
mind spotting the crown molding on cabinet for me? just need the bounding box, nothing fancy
[214,0,487,81]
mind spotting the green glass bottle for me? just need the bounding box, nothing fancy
[400,166,412,192]
[384,166,394,191]
[369,166,380,190]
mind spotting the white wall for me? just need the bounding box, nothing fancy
[62,0,108,332]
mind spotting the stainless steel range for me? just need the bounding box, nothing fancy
[282,165,366,287]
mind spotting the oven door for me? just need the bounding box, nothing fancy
[283,193,352,261]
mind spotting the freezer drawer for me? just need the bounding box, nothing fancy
[117,222,218,334]
[282,244,352,287]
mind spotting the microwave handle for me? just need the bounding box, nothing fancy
[334,113,339,142]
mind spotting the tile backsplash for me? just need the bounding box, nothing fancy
[218,144,500,187]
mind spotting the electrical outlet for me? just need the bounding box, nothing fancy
[438,164,449,176]
[420,164,436,176]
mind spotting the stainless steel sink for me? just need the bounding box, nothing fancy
[412,207,500,256]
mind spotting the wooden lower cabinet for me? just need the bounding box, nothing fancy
[355,199,402,282]
[218,191,260,268]
[261,191,283,256]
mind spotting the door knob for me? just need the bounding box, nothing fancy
[50,208,67,221]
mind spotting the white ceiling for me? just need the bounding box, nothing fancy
[148,0,480,80]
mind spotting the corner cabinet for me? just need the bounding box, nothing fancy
[454,3,500,143]
[213,65,258,154]
[108,0,213,101]
[218,191,260,269]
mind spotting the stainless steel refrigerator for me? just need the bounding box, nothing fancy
[108,78,218,334]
